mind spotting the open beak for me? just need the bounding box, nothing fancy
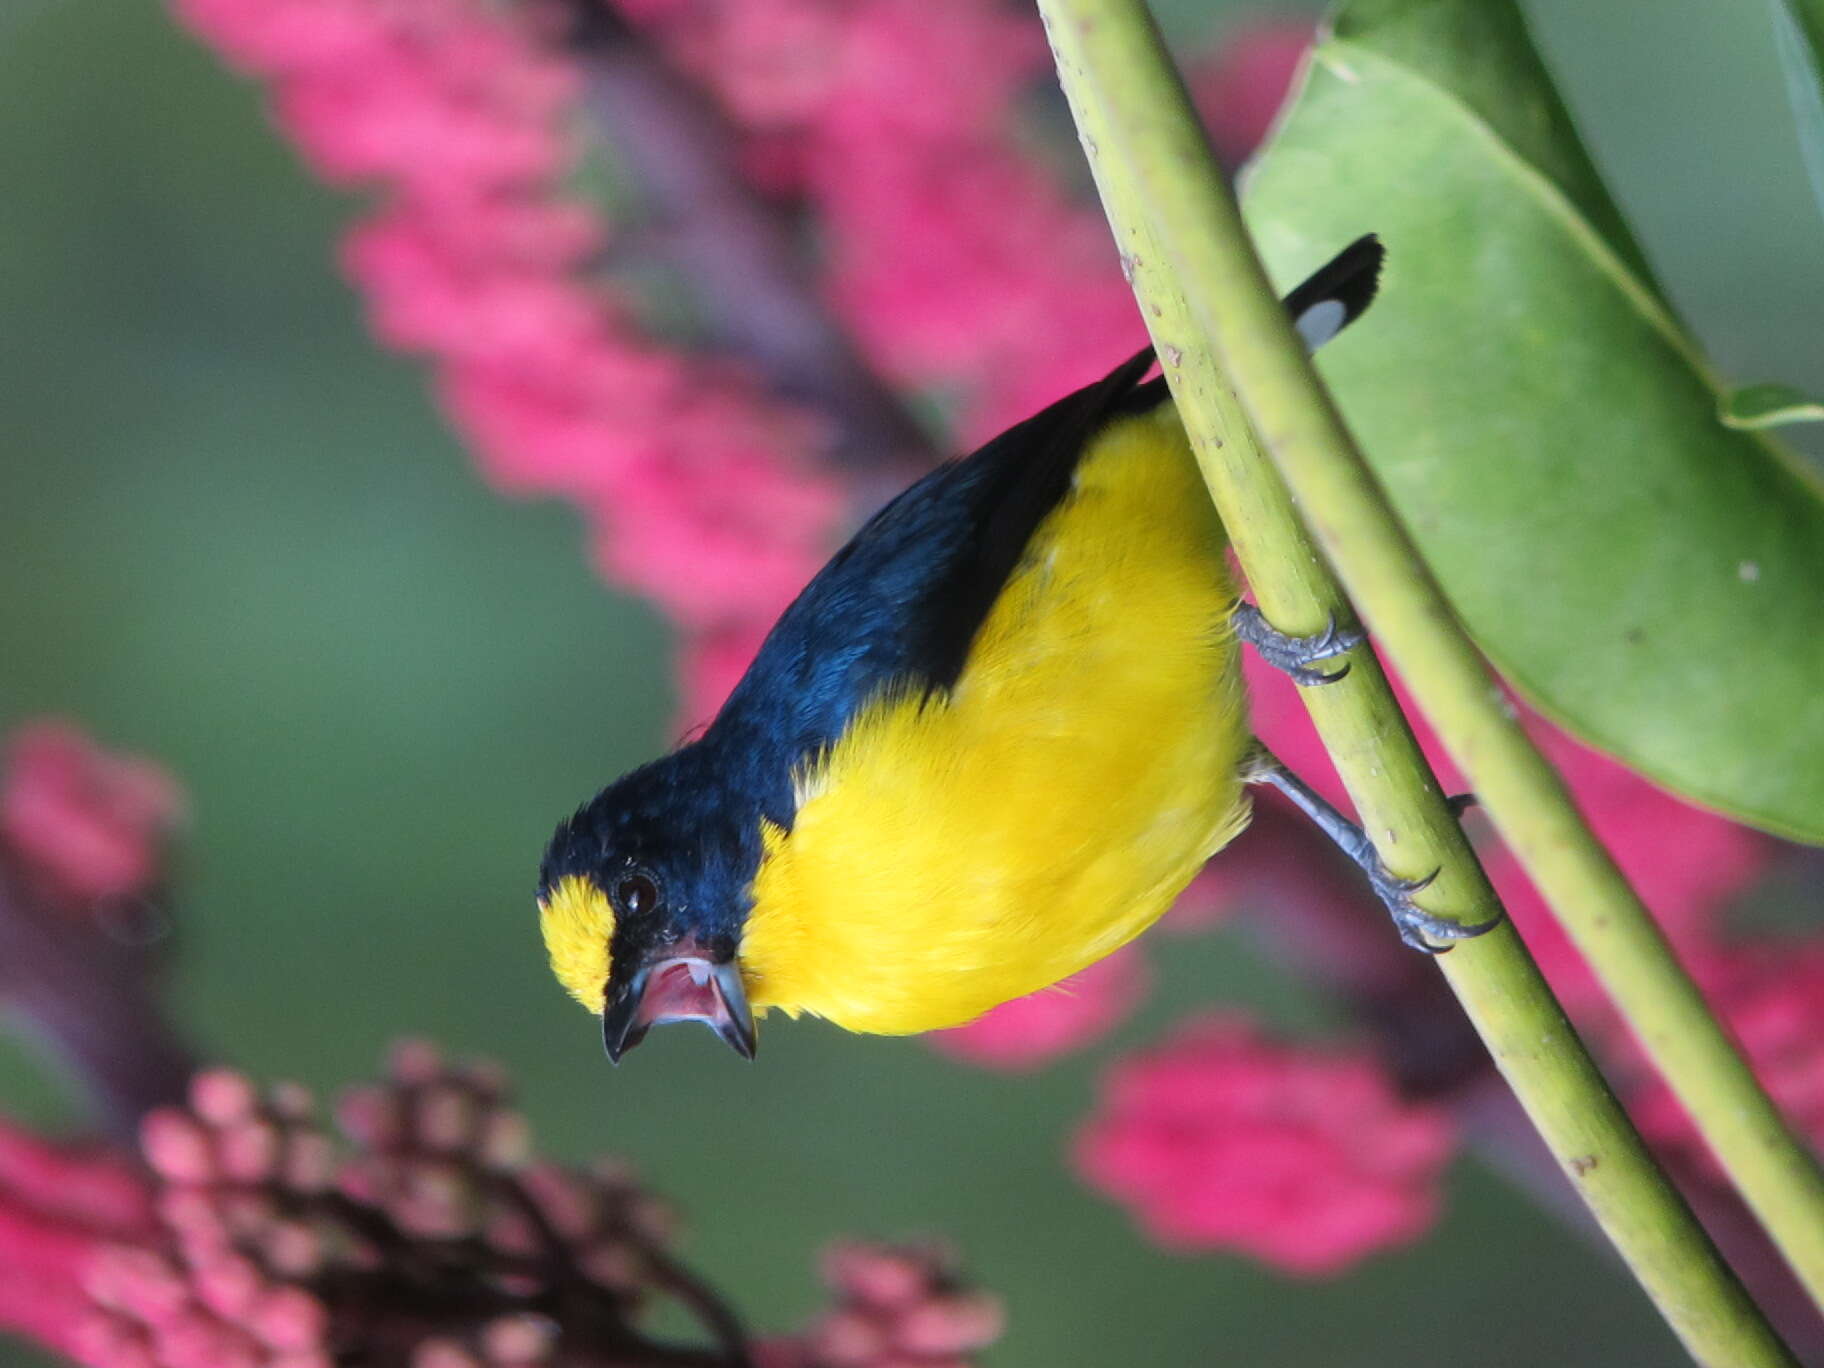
[601,952,756,1063]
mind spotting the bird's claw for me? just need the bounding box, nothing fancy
[1368,861,1503,954]
[1233,603,1366,688]
[1446,792,1479,819]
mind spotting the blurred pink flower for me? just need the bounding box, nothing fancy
[1622,944,1824,1175]
[1157,866,1242,934]
[930,946,1150,1071]
[177,0,579,193]
[1,721,185,906]
[677,620,775,734]
[620,0,1146,441]
[763,1242,1004,1368]
[0,1029,1005,1368]
[1074,1014,1456,1275]
[1247,655,1772,1014]
[170,0,849,726]
[342,200,609,367]
[0,1124,155,1362]
[1476,725,1771,1017]
[1188,18,1312,165]
[19,1040,1004,1368]
[168,0,1319,738]
[79,1045,680,1368]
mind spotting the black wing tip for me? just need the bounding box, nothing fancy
[1330,232,1385,319]
[1284,233,1385,349]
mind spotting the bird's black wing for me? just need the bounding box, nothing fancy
[706,236,1385,819]
[893,346,1165,692]
[708,348,1159,783]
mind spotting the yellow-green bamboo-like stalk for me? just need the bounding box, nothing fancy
[1037,2,1805,1364]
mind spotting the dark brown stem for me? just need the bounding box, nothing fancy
[490,1172,753,1367]
[640,1243,756,1368]
[308,1184,745,1368]
[563,1,938,486]
[0,862,195,1141]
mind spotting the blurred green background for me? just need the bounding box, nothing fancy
[2,1,1818,1364]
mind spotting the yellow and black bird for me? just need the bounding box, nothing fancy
[538,235,1495,1061]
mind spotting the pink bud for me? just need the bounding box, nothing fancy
[336,1085,407,1148]
[893,1293,1004,1355]
[281,1131,337,1194]
[188,1069,259,1127]
[931,947,1149,1071]
[822,1243,929,1309]
[479,1111,532,1170]
[190,1252,263,1319]
[413,1336,482,1368]
[811,1309,887,1366]
[481,1311,556,1361]
[0,720,183,903]
[249,1286,329,1350]
[388,1038,445,1084]
[141,1112,215,1186]
[217,1120,282,1183]
[414,1082,479,1152]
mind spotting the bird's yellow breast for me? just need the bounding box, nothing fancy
[739,404,1253,1034]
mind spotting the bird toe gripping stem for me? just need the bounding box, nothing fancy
[1366,861,1500,955]
[1233,602,1365,686]
[1245,749,1504,954]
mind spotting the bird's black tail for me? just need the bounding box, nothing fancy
[1111,233,1384,415]
[1282,233,1384,353]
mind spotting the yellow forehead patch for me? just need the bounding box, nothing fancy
[538,875,615,1013]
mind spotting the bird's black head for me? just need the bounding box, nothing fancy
[537,748,761,1063]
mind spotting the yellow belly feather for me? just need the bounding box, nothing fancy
[740,405,1253,1034]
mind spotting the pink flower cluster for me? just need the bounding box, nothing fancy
[1475,721,1770,1018]
[616,0,1147,440]
[170,0,847,725]
[78,1043,684,1368]
[1,720,184,906]
[0,1125,155,1362]
[761,1242,1004,1368]
[1074,1014,1456,1276]
[929,946,1149,1071]
[0,1040,1000,1368]
[156,1,1323,737]
[1188,19,1314,167]
[1623,944,1824,1174]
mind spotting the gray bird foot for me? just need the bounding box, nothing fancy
[1369,862,1503,954]
[1233,602,1365,686]
[1247,749,1504,954]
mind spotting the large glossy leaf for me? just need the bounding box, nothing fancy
[1241,0,1824,843]
[1776,0,1824,223]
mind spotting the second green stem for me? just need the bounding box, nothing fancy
[1040,0,1803,1363]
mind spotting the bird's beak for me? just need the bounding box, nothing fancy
[601,951,756,1063]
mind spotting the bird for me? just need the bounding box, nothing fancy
[537,234,1497,1062]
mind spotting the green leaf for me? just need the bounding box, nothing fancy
[1773,0,1824,224]
[1242,0,1824,843]
[1723,381,1824,429]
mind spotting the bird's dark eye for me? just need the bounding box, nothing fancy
[612,872,659,917]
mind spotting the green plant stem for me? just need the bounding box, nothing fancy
[1056,0,1824,1322]
[1038,2,1805,1363]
